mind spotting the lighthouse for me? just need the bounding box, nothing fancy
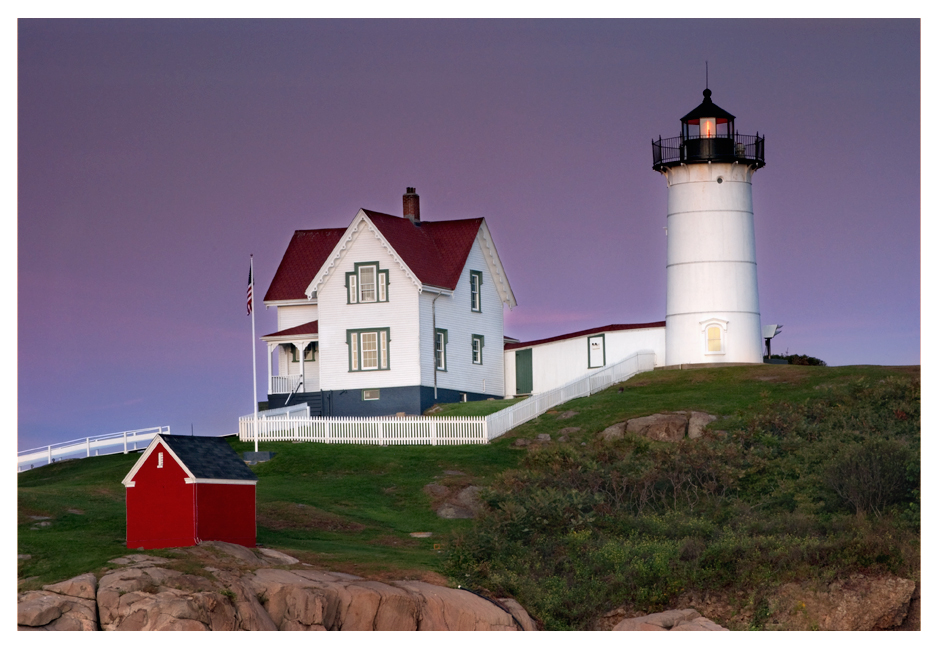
[652,88,766,366]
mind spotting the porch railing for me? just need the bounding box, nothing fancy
[271,375,303,394]
[18,426,171,472]
[240,350,656,445]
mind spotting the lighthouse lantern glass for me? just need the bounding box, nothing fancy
[701,117,716,138]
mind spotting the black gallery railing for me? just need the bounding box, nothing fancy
[652,133,765,169]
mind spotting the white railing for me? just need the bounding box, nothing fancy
[271,375,303,394]
[238,403,310,440]
[17,426,171,472]
[485,349,656,440]
[239,350,656,445]
[239,415,487,445]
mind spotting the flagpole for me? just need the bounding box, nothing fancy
[251,255,259,453]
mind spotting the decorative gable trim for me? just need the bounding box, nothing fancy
[306,210,423,299]
[476,220,517,308]
[121,435,195,487]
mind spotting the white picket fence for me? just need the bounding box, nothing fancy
[485,349,656,440]
[240,415,487,445]
[239,350,656,445]
[18,426,171,472]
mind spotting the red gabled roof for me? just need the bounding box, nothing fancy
[504,322,666,350]
[261,320,319,339]
[363,211,482,290]
[264,229,346,302]
[265,211,484,301]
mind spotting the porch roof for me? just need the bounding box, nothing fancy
[261,320,319,341]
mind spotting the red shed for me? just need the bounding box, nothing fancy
[122,434,258,549]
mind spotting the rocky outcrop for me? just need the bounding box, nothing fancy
[765,574,917,631]
[612,608,728,631]
[17,591,98,631]
[18,573,99,631]
[18,545,538,631]
[426,482,484,519]
[600,411,718,443]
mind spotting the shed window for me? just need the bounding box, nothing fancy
[157,452,163,468]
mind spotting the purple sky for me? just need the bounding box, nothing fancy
[17,19,920,449]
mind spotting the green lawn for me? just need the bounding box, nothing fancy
[18,364,919,595]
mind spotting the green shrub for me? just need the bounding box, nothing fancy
[443,371,920,629]
[824,438,914,516]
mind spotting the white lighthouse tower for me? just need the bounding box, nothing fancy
[652,88,766,366]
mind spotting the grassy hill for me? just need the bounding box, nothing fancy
[18,364,919,629]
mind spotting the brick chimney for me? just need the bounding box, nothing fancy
[403,187,420,224]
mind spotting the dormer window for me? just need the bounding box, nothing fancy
[346,262,389,304]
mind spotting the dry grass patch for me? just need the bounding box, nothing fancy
[257,501,366,533]
[367,535,421,549]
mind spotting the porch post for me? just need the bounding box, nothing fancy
[267,342,274,396]
[299,341,307,397]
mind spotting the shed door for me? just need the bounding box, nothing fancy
[515,349,533,395]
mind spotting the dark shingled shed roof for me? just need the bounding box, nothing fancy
[160,436,257,481]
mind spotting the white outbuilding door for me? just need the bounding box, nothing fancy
[588,334,605,369]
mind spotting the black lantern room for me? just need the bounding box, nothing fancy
[652,88,764,172]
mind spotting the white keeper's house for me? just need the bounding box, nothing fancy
[261,86,767,417]
[262,188,517,417]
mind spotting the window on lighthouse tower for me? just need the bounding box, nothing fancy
[707,326,724,353]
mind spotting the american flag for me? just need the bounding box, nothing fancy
[247,263,253,315]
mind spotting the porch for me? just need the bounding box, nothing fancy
[260,320,320,397]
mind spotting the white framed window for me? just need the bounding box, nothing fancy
[470,270,483,312]
[435,329,448,371]
[347,262,390,304]
[157,452,164,468]
[348,329,390,371]
[472,334,484,365]
[362,389,380,401]
[359,265,376,302]
[361,332,378,369]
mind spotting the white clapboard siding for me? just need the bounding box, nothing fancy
[419,235,505,396]
[505,326,666,396]
[278,304,318,331]
[318,221,422,391]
